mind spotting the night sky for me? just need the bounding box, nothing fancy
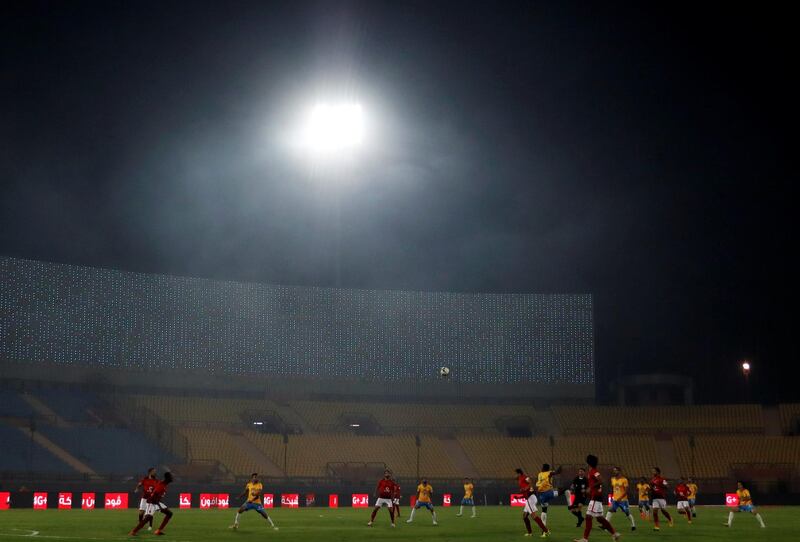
[1,1,795,403]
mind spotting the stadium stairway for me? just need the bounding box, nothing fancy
[439,436,479,478]
[654,436,680,479]
[230,432,285,477]
[17,426,97,476]
[19,392,70,427]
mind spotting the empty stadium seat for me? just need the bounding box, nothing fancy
[0,390,35,418]
[457,434,658,480]
[33,389,100,423]
[673,435,800,478]
[184,429,427,479]
[290,400,543,433]
[552,405,763,434]
[41,426,176,474]
[131,394,293,427]
[779,404,800,434]
[181,427,257,476]
[0,423,74,473]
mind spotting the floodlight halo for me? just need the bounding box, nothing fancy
[301,102,364,154]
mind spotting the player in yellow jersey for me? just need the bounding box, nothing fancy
[724,481,765,528]
[636,477,651,520]
[535,463,561,526]
[605,466,636,531]
[457,477,476,518]
[406,478,437,525]
[686,478,698,518]
[230,472,278,531]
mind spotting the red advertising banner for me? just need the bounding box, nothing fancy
[0,492,10,510]
[81,493,96,510]
[510,494,526,507]
[33,493,48,510]
[443,494,451,507]
[351,494,369,508]
[281,494,299,508]
[58,492,73,509]
[104,493,128,509]
[328,494,339,508]
[725,493,740,507]
[305,493,316,507]
[217,494,230,509]
[263,494,274,509]
[199,493,217,509]
[179,493,192,509]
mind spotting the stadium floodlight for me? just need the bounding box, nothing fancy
[741,361,752,402]
[300,103,364,154]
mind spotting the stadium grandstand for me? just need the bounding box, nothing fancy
[1,256,799,506]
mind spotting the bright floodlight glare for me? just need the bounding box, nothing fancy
[742,362,751,371]
[302,103,364,153]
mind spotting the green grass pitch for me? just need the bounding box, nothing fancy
[0,506,791,542]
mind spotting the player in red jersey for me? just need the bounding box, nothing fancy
[649,467,673,531]
[515,468,549,537]
[573,455,620,542]
[129,471,174,536]
[392,476,402,519]
[133,467,158,531]
[674,478,692,524]
[367,469,397,527]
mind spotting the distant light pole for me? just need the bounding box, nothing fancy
[741,361,751,403]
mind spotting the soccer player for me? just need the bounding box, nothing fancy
[649,467,673,531]
[457,477,476,518]
[572,455,619,542]
[686,478,698,518]
[535,464,562,525]
[674,478,692,524]
[636,477,651,520]
[368,469,396,527]
[406,478,438,525]
[129,471,173,536]
[515,468,549,538]
[392,476,402,519]
[724,481,765,528]
[230,472,278,531]
[605,467,636,531]
[133,467,158,531]
[565,468,588,527]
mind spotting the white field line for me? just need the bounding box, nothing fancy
[0,529,191,542]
